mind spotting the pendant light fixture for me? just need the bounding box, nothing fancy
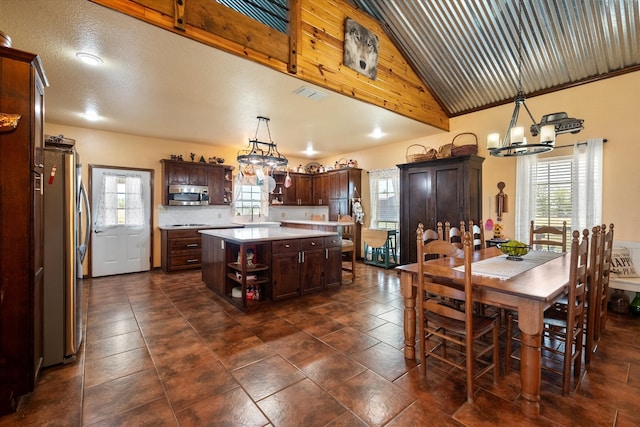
[237,116,288,168]
[487,0,583,157]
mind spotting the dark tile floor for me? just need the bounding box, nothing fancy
[2,262,639,426]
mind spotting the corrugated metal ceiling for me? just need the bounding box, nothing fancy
[350,0,640,116]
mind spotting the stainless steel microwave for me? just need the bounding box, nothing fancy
[168,184,209,206]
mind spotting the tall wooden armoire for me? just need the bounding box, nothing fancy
[0,43,47,414]
[398,155,484,264]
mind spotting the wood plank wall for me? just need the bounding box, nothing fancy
[90,0,449,131]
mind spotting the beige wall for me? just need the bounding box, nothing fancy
[48,69,640,273]
[328,70,640,243]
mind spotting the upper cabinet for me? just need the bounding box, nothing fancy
[269,168,361,217]
[161,160,234,205]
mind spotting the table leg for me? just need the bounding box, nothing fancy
[517,300,544,419]
[400,271,416,359]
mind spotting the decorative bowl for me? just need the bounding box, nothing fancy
[498,243,530,261]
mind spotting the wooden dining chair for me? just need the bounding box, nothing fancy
[469,220,485,250]
[445,221,466,248]
[506,229,589,394]
[416,224,499,404]
[338,214,355,281]
[594,223,614,342]
[584,225,602,366]
[530,220,568,252]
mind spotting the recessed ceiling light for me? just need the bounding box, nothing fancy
[82,110,101,121]
[76,52,103,65]
[370,128,384,139]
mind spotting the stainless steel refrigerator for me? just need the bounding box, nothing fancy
[42,144,91,366]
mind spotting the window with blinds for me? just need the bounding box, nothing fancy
[376,177,399,230]
[534,156,572,243]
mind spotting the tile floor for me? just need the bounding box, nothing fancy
[1,262,639,426]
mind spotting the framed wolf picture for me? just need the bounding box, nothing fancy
[343,17,379,80]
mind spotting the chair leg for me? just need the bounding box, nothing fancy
[350,250,356,281]
[505,313,513,375]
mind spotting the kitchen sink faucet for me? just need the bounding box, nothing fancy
[251,205,261,222]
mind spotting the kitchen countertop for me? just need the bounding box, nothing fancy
[279,219,353,226]
[200,226,338,243]
[158,223,241,230]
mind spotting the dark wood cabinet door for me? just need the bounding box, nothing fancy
[165,162,191,185]
[189,165,208,186]
[313,174,328,205]
[398,156,483,264]
[207,167,224,204]
[271,252,300,299]
[324,245,342,289]
[300,238,324,294]
[297,174,313,205]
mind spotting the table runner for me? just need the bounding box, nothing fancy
[453,250,564,279]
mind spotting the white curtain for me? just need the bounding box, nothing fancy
[515,155,537,242]
[368,167,399,229]
[125,175,144,226]
[95,174,143,227]
[571,138,603,232]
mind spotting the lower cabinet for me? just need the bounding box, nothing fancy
[324,235,342,289]
[272,239,302,300]
[161,229,203,272]
[202,234,342,310]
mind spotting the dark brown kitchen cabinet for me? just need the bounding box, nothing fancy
[300,238,324,294]
[0,45,47,415]
[323,235,342,289]
[271,239,301,300]
[161,228,204,272]
[312,173,328,206]
[326,168,361,221]
[282,172,313,206]
[160,159,234,205]
[398,155,484,265]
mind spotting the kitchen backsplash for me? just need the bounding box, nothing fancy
[158,205,329,226]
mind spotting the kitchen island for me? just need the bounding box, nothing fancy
[280,219,360,259]
[200,227,342,311]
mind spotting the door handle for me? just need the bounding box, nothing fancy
[94,229,103,234]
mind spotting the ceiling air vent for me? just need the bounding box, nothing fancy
[293,86,328,101]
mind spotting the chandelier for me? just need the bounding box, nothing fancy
[487,0,583,157]
[237,116,288,168]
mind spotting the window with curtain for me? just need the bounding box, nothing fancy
[368,168,399,230]
[534,156,573,244]
[95,174,144,227]
[515,138,603,244]
[233,172,268,216]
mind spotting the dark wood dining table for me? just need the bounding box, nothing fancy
[396,246,570,420]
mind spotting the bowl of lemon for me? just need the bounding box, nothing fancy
[498,240,530,261]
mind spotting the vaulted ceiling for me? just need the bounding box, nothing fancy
[351,0,640,116]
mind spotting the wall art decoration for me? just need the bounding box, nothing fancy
[343,17,379,80]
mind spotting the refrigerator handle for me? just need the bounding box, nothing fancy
[79,182,91,262]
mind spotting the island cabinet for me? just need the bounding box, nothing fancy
[200,228,342,311]
[323,235,343,289]
[397,155,484,264]
[160,159,234,205]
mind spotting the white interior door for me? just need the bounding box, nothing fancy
[91,167,151,277]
